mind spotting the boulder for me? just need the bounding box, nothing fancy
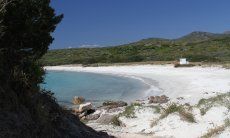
[79,102,93,112]
[86,114,100,120]
[79,111,88,118]
[78,109,96,119]
[102,101,127,109]
[72,108,81,115]
[148,95,169,104]
[96,114,116,124]
[72,96,85,105]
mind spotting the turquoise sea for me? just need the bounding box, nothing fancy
[42,71,148,107]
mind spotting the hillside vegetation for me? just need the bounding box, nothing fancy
[42,31,230,66]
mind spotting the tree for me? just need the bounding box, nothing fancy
[0,0,63,94]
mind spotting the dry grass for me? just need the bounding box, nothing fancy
[111,116,121,126]
[201,119,230,138]
[197,92,230,115]
[201,125,225,138]
[160,103,195,123]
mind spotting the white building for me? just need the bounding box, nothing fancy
[179,58,189,65]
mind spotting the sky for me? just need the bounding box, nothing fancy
[50,0,230,49]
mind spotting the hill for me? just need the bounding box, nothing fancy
[41,31,230,66]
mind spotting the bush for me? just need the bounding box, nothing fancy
[197,92,230,115]
[160,103,196,123]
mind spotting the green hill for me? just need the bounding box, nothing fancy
[42,31,230,66]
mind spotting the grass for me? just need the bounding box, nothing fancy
[111,116,121,126]
[201,125,226,138]
[197,92,230,115]
[111,103,142,126]
[149,105,161,113]
[160,103,196,123]
[201,119,230,138]
[120,103,141,118]
[160,103,183,119]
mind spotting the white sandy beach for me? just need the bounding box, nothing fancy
[45,64,230,138]
[45,64,230,105]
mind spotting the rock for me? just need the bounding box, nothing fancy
[79,102,93,112]
[72,108,81,115]
[78,109,95,119]
[86,114,100,120]
[148,95,169,104]
[79,111,88,118]
[96,114,116,124]
[72,96,85,105]
[102,101,127,109]
[107,107,124,113]
[177,97,184,100]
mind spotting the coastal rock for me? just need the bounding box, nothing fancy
[177,97,184,100]
[148,95,169,104]
[79,109,95,118]
[79,102,93,112]
[72,108,81,115]
[107,107,124,113]
[86,114,101,120]
[131,100,145,105]
[72,96,85,105]
[102,101,127,109]
[79,111,88,118]
[96,114,116,124]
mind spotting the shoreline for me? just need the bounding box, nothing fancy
[45,64,230,105]
[44,64,230,138]
[45,66,163,102]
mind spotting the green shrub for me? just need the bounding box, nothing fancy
[197,92,230,115]
[160,103,182,119]
[111,116,121,126]
[160,103,196,123]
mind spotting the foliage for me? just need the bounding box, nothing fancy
[111,116,121,126]
[0,0,63,96]
[197,92,230,115]
[121,104,136,118]
[160,103,196,123]
[42,32,230,66]
[201,118,230,138]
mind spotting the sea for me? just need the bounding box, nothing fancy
[42,71,148,107]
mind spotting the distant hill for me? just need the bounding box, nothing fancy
[175,31,219,44]
[42,31,230,65]
[123,31,230,46]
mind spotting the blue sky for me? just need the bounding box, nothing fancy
[51,0,230,49]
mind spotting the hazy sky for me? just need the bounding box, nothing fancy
[50,0,230,49]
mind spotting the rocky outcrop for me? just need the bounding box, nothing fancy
[148,95,169,104]
[86,113,101,120]
[72,102,97,120]
[100,101,127,110]
[96,114,116,124]
[79,102,93,112]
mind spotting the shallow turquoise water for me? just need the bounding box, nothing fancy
[42,71,148,107]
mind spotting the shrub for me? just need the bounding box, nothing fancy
[197,92,230,115]
[160,103,196,123]
[160,103,182,119]
[111,116,121,126]
[201,125,225,138]
[122,105,136,118]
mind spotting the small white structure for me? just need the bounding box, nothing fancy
[179,58,189,65]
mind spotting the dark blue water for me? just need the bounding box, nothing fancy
[42,71,148,107]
